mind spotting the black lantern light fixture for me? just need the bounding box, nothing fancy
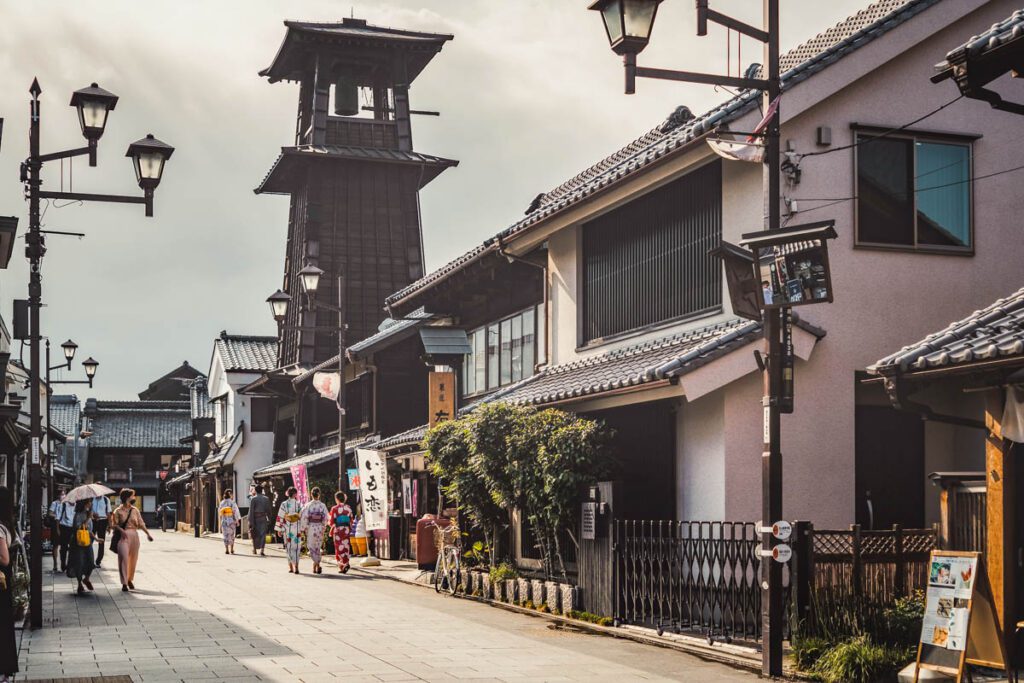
[69,83,118,164]
[298,263,324,296]
[125,134,175,217]
[589,0,662,56]
[60,339,78,368]
[81,357,99,386]
[266,290,291,322]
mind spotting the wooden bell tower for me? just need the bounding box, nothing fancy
[257,18,457,366]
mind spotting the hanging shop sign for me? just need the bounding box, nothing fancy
[428,370,456,427]
[913,551,1007,682]
[739,220,837,311]
[356,448,388,531]
[402,474,413,515]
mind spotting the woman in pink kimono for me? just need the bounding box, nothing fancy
[300,487,329,575]
[218,490,242,554]
[328,491,353,574]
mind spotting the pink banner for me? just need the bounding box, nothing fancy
[289,463,309,505]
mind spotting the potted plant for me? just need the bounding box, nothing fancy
[12,572,28,623]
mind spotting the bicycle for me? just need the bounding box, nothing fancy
[432,521,461,595]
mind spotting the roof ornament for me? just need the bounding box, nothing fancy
[743,62,762,80]
[658,105,695,133]
[524,193,545,215]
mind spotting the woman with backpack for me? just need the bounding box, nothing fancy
[328,491,354,574]
[300,487,329,575]
[275,487,303,574]
[67,499,95,595]
[218,490,242,555]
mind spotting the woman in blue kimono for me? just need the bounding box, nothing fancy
[275,487,303,573]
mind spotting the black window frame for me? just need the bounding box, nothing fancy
[853,126,975,255]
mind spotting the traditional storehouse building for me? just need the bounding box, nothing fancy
[200,333,277,513]
[50,394,85,482]
[382,0,1024,539]
[137,361,203,401]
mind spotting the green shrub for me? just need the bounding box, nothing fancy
[568,610,614,627]
[489,562,518,583]
[811,636,912,683]
[880,591,924,647]
[792,635,831,671]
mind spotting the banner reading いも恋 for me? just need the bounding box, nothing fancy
[356,449,388,531]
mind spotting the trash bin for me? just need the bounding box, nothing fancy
[415,514,450,570]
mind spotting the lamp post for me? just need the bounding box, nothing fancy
[589,1,785,675]
[24,78,173,629]
[44,338,97,499]
[266,263,348,494]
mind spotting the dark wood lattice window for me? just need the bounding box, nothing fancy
[582,160,722,343]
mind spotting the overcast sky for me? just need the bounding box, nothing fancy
[0,1,871,399]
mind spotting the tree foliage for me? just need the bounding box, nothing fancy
[425,403,610,579]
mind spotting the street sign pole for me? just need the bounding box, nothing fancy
[760,0,784,676]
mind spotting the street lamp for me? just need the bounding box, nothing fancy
[60,339,77,368]
[266,290,291,322]
[589,0,661,55]
[69,83,118,165]
[24,77,173,629]
[266,263,348,494]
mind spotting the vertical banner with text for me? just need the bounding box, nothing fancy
[428,371,456,427]
[356,449,388,531]
[289,463,310,506]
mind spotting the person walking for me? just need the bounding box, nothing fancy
[0,487,19,681]
[67,500,95,595]
[248,484,272,556]
[218,490,242,555]
[328,492,354,574]
[50,494,74,573]
[91,492,111,569]
[110,489,153,592]
[275,487,303,574]
[300,488,329,575]
[46,497,61,572]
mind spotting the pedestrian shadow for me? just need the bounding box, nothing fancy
[23,564,297,680]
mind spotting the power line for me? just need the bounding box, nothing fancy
[794,94,964,160]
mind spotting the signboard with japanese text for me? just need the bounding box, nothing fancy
[289,463,309,506]
[428,371,456,427]
[402,474,413,515]
[356,448,388,531]
[346,468,360,490]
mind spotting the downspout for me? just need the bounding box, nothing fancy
[883,375,987,431]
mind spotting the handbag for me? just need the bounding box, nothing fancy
[76,525,91,547]
[109,507,131,552]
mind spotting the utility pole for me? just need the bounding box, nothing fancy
[760,0,784,676]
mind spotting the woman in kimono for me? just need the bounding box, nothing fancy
[67,499,95,594]
[328,491,354,574]
[275,487,303,573]
[218,490,242,555]
[299,487,329,575]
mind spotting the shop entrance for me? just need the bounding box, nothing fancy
[855,404,925,529]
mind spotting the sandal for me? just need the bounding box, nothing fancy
[83,578,93,591]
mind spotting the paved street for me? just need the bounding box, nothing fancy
[18,532,758,682]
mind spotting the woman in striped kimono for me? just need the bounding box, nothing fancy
[300,487,329,575]
[218,490,242,555]
[275,487,303,573]
[329,492,354,574]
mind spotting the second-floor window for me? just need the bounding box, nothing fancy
[214,397,229,437]
[462,305,544,397]
[582,160,722,344]
[855,131,972,252]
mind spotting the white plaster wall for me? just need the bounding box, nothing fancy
[677,392,726,521]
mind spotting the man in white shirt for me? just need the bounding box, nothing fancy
[49,495,74,572]
[92,493,112,568]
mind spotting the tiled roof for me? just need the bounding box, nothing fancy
[87,400,191,451]
[935,7,1024,75]
[281,19,453,43]
[166,466,201,487]
[203,429,243,471]
[50,395,80,437]
[252,437,375,478]
[215,333,278,373]
[385,0,940,308]
[373,425,428,452]
[495,319,763,406]
[869,287,1024,375]
[256,145,458,195]
[190,377,213,420]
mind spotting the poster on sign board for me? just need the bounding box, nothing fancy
[356,449,388,531]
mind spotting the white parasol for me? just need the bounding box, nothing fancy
[63,483,115,504]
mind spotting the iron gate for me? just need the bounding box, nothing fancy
[613,520,791,643]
